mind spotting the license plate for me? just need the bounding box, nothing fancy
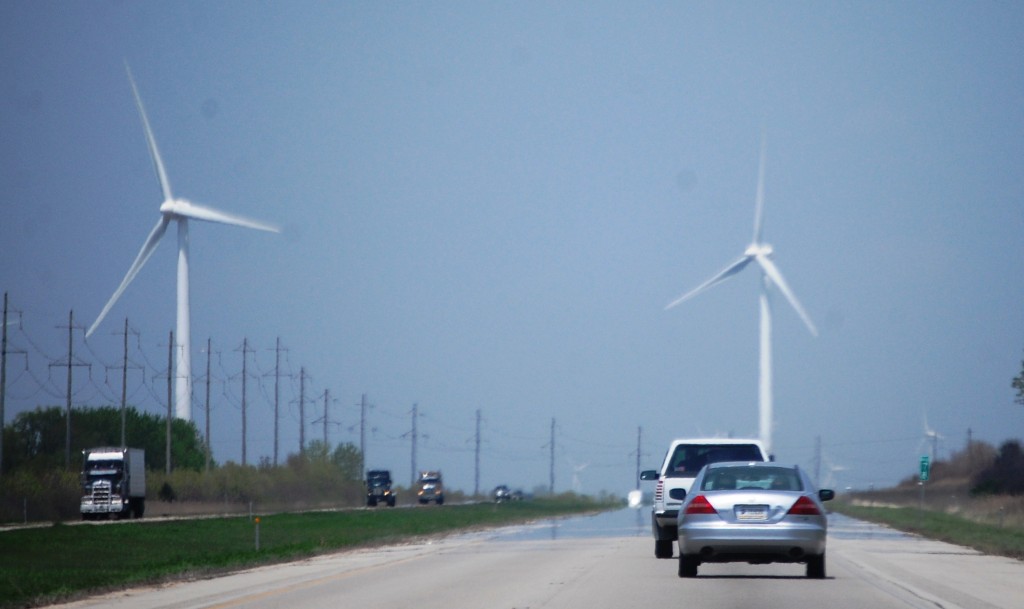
[735,505,769,521]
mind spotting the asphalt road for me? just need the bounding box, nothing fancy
[48,509,1023,609]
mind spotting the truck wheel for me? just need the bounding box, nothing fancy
[437,496,444,505]
[387,497,396,507]
[367,497,377,507]
[655,539,673,559]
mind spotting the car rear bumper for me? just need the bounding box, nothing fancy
[679,522,826,561]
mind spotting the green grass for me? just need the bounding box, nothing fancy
[0,498,617,609]
[833,501,1024,561]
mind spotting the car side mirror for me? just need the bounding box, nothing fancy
[639,470,659,481]
[669,488,687,501]
[818,489,835,502]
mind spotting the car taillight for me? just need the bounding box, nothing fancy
[685,495,717,515]
[786,496,821,516]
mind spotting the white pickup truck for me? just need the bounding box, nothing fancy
[640,438,769,558]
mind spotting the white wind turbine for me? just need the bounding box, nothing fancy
[666,138,817,456]
[921,412,944,462]
[86,64,279,421]
[567,458,589,494]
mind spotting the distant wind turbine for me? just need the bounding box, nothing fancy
[567,458,589,494]
[921,412,944,462]
[666,137,817,455]
[86,64,279,421]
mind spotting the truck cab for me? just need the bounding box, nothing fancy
[417,471,445,505]
[80,447,146,520]
[366,469,396,507]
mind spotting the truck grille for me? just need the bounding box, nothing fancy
[655,480,664,502]
[90,481,112,504]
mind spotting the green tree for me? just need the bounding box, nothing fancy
[3,406,208,473]
[331,442,363,480]
[972,440,1024,496]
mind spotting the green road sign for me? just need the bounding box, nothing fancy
[920,455,930,482]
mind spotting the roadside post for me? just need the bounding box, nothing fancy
[918,455,930,523]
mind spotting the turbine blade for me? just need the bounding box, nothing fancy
[87,216,170,337]
[167,200,280,233]
[125,62,173,202]
[665,254,754,310]
[752,133,767,244]
[754,254,818,336]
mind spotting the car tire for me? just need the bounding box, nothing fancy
[654,539,673,559]
[806,553,826,579]
[678,554,699,578]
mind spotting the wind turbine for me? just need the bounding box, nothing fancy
[921,412,944,462]
[567,458,589,494]
[86,64,279,421]
[666,137,817,455]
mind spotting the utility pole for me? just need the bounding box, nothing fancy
[410,403,419,488]
[53,311,88,470]
[166,330,173,475]
[474,409,481,496]
[359,393,367,477]
[0,293,8,478]
[204,338,212,472]
[549,418,556,495]
[273,338,284,466]
[967,427,974,474]
[298,367,307,456]
[239,338,251,466]
[120,318,128,448]
[322,389,330,447]
[66,311,74,470]
[0,296,25,478]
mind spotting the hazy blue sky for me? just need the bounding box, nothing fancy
[2,2,1023,494]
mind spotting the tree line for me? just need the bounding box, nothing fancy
[0,405,368,522]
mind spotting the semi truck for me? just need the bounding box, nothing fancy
[80,447,146,520]
[416,470,445,505]
[366,469,397,507]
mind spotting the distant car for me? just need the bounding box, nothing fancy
[675,461,834,579]
[640,438,769,558]
[493,485,512,503]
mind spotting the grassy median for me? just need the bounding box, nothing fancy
[833,501,1024,560]
[0,497,618,609]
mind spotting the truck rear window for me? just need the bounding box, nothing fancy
[664,444,764,478]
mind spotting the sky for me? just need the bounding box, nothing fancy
[2,2,1023,495]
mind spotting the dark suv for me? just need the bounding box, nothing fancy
[366,469,396,507]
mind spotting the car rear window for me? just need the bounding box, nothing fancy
[701,466,803,491]
[664,444,765,478]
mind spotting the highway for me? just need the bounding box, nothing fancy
[48,509,1022,609]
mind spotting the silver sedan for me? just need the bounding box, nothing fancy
[675,461,834,578]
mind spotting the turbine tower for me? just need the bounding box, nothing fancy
[666,137,816,455]
[87,64,279,421]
